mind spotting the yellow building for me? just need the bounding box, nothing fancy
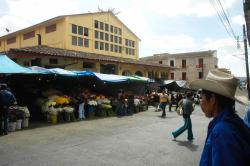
[0,11,169,79]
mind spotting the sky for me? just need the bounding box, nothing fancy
[0,0,248,77]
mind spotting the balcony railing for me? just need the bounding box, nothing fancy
[196,64,203,68]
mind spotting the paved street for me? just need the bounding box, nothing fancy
[0,103,246,166]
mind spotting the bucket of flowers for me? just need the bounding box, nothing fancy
[48,106,58,124]
[102,97,114,116]
[88,96,97,118]
[64,106,75,122]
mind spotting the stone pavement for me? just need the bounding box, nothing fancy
[0,103,246,166]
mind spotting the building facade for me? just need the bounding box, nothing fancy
[0,11,169,79]
[140,50,218,83]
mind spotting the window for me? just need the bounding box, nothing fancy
[114,27,117,34]
[118,28,121,35]
[0,41,1,47]
[125,39,128,46]
[84,27,88,36]
[105,23,109,31]
[105,33,109,41]
[100,22,104,30]
[199,72,203,79]
[110,25,113,33]
[100,32,104,40]
[78,37,83,46]
[72,24,77,34]
[129,48,132,55]
[170,60,174,67]
[182,59,186,68]
[100,42,104,50]
[105,43,109,51]
[110,44,114,52]
[126,48,128,54]
[78,26,83,35]
[159,61,162,64]
[119,46,122,53]
[94,20,98,28]
[198,58,203,67]
[182,72,186,80]
[23,61,30,66]
[46,24,56,33]
[110,35,113,42]
[72,36,77,45]
[84,39,89,47]
[170,73,174,79]
[83,62,94,68]
[95,41,99,49]
[49,58,58,64]
[31,58,41,66]
[7,37,16,45]
[23,31,35,40]
[132,41,135,47]
[119,37,122,44]
[95,31,99,39]
[114,36,118,43]
[114,45,118,52]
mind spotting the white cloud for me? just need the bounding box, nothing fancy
[140,34,196,56]
[138,0,236,17]
[203,37,246,77]
[232,15,245,26]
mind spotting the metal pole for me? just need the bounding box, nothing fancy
[243,24,250,100]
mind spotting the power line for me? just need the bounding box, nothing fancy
[209,0,237,40]
[216,0,237,39]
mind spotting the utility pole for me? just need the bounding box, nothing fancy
[243,24,250,100]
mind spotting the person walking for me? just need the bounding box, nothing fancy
[172,92,194,141]
[0,84,16,136]
[190,69,250,166]
[159,90,169,117]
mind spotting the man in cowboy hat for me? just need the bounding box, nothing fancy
[190,69,250,166]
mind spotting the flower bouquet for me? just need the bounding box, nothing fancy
[63,106,76,122]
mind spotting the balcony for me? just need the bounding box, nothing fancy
[196,64,203,68]
[181,65,187,69]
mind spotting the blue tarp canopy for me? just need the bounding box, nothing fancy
[0,54,150,83]
[73,70,95,76]
[29,66,54,74]
[48,68,77,76]
[0,54,34,74]
[93,72,128,82]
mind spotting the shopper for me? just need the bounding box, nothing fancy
[159,90,169,117]
[171,92,194,141]
[190,69,250,166]
[0,84,16,136]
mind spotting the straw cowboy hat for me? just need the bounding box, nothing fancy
[189,69,248,104]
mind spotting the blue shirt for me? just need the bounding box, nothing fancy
[200,108,250,166]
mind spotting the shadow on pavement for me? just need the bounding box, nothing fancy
[175,140,199,152]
